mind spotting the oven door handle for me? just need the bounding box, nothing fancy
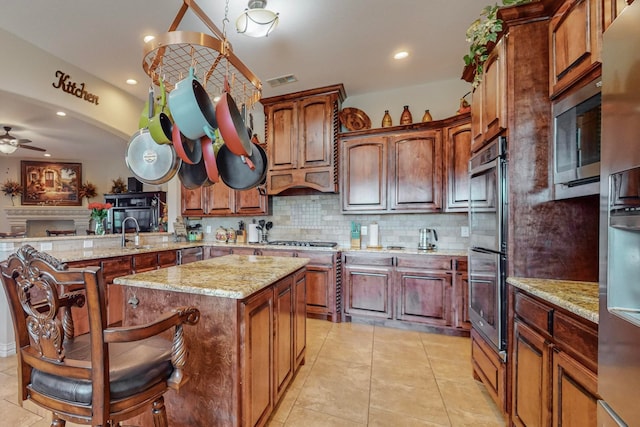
[470,247,499,255]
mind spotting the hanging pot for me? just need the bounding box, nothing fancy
[125,129,181,185]
[168,67,217,141]
[216,143,266,190]
[172,123,202,165]
[215,80,253,159]
[149,78,173,145]
[201,134,220,183]
[177,156,208,190]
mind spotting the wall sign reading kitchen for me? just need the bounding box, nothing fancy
[52,70,100,105]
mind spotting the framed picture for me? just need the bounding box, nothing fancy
[21,161,82,206]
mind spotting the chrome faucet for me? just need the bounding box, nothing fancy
[121,216,140,247]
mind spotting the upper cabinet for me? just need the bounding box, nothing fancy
[340,114,470,214]
[471,37,507,153]
[261,84,346,195]
[549,0,602,97]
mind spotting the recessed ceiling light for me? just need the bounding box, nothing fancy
[44,153,51,157]
[56,111,66,117]
[126,79,138,85]
[394,51,409,60]
[143,35,155,43]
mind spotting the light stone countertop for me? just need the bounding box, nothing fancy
[507,277,599,324]
[113,254,309,299]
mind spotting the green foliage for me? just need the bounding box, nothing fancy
[464,0,532,87]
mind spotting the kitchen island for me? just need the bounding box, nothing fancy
[113,254,309,427]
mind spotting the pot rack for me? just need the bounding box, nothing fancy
[142,0,262,106]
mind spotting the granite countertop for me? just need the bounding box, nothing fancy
[113,254,309,299]
[507,277,599,324]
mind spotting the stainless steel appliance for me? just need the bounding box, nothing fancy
[599,2,640,425]
[418,228,438,251]
[104,191,165,234]
[267,240,338,248]
[468,136,508,358]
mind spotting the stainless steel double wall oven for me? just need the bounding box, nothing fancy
[468,136,508,359]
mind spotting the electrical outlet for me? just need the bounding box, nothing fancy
[461,226,469,237]
[83,240,93,248]
[40,242,53,251]
[206,225,212,233]
[162,236,168,242]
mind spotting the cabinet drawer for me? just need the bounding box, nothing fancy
[514,291,553,336]
[396,256,452,270]
[101,257,132,283]
[455,257,468,272]
[344,254,394,266]
[297,251,334,265]
[209,247,233,258]
[132,252,158,272]
[553,311,598,372]
[259,249,296,257]
[157,250,178,267]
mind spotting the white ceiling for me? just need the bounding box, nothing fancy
[0,0,484,159]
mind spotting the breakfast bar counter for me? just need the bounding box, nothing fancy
[114,255,309,427]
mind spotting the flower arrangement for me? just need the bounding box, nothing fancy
[79,182,97,200]
[110,178,127,194]
[2,179,23,205]
[88,202,113,221]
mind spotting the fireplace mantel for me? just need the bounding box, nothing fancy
[5,206,90,232]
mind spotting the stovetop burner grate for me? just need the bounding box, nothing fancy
[267,240,338,248]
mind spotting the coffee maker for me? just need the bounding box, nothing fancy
[418,228,438,251]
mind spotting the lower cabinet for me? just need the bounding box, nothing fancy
[471,328,508,414]
[342,252,468,334]
[509,284,599,427]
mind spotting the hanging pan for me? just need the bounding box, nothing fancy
[178,156,208,190]
[148,78,174,145]
[172,123,202,165]
[125,129,181,185]
[216,77,254,159]
[216,142,266,190]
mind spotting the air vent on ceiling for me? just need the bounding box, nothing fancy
[266,74,298,87]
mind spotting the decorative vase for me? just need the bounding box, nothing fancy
[422,109,433,122]
[382,110,393,127]
[400,105,413,125]
[94,219,105,235]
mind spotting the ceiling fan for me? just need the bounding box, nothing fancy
[0,126,46,154]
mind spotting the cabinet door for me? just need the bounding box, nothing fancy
[471,86,484,152]
[389,129,443,211]
[305,264,333,316]
[235,187,268,216]
[157,250,178,268]
[343,264,393,319]
[445,118,472,212]
[101,256,132,327]
[455,272,471,329]
[132,252,158,273]
[297,94,335,169]
[209,247,234,258]
[552,349,598,427]
[549,0,601,96]
[181,186,206,216]
[266,101,297,171]
[294,269,307,367]
[241,287,274,427]
[274,277,294,401]
[512,320,553,427]
[341,136,387,212]
[206,180,235,216]
[395,268,452,326]
[482,37,507,141]
[602,0,629,31]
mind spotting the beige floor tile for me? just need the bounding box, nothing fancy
[295,359,371,424]
[368,407,450,427]
[371,358,436,388]
[283,405,366,427]
[428,357,475,383]
[0,371,20,404]
[0,354,17,374]
[0,399,44,427]
[447,408,507,427]
[317,337,373,366]
[369,377,451,425]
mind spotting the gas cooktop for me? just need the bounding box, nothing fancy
[267,240,338,248]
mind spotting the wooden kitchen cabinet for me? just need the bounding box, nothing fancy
[444,114,472,211]
[342,252,469,335]
[341,127,443,213]
[261,84,346,194]
[343,253,394,319]
[471,36,507,153]
[274,275,294,401]
[509,284,600,427]
[549,0,602,98]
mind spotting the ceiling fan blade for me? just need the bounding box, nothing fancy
[19,144,46,152]
[14,138,32,144]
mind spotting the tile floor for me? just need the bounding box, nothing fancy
[0,319,506,426]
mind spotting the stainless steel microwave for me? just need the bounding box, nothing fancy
[553,79,602,188]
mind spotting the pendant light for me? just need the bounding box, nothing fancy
[236,0,279,38]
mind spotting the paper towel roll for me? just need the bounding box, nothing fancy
[248,224,260,243]
[369,223,379,247]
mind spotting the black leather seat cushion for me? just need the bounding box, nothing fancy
[30,334,173,404]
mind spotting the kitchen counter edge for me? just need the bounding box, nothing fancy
[507,277,599,324]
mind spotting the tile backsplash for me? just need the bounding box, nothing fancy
[194,194,470,251]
